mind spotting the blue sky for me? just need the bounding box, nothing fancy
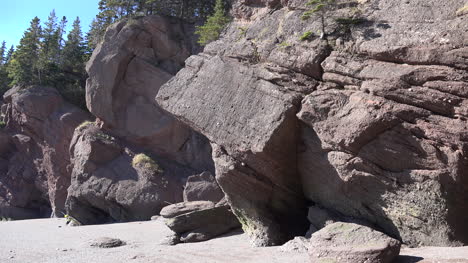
[0,0,99,48]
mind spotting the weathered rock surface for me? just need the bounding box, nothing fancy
[183,171,224,202]
[298,0,468,247]
[0,86,89,219]
[160,201,215,218]
[66,123,195,225]
[158,0,468,247]
[86,15,213,173]
[308,222,401,263]
[163,200,240,243]
[89,237,126,248]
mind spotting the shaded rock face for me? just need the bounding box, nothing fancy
[86,15,213,172]
[0,86,89,219]
[183,171,224,202]
[158,0,468,247]
[161,200,240,243]
[66,124,195,225]
[308,222,401,263]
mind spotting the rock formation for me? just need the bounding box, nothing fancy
[308,222,401,263]
[85,15,213,172]
[65,15,220,223]
[0,86,89,219]
[161,199,240,243]
[157,0,468,247]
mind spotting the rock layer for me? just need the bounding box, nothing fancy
[66,124,194,225]
[86,15,213,172]
[158,0,468,247]
[0,86,89,219]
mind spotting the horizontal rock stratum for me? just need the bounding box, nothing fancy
[157,0,468,247]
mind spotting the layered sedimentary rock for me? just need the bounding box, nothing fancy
[66,123,195,224]
[66,15,218,223]
[158,0,468,247]
[86,15,213,172]
[0,86,89,219]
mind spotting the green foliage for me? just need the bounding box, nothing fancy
[335,17,365,25]
[237,26,248,41]
[88,0,219,49]
[0,121,5,129]
[7,17,42,86]
[299,31,314,41]
[278,41,291,48]
[301,0,335,20]
[132,153,164,174]
[195,0,230,46]
[76,120,94,131]
[4,11,88,109]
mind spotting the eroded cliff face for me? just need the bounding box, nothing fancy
[157,0,468,247]
[0,86,89,219]
[66,15,219,223]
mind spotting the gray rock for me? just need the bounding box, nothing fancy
[157,0,468,248]
[0,86,89,219]
[279,237,309,253]
[89,237,126,248]
[308,222,401,263]
[160,201,215,219]
[85,15,213,173]
[183,172,224,202]
[164,204,240,243]
[66,124,195,225]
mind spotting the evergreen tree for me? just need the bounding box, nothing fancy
[5,46,14,64]
[0,41,6,65]
[195,0,230,46]
[7,17,42,86]
[62,17,85,74]
[301,0,336,39]
[59,17,87,109]
[0,41,9,93]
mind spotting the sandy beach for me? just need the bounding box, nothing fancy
[1,219,468,263]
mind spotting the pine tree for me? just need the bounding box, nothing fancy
[60,17,87,109]
[62,17,85,74]
[301,0,336,39]
[195,0,230,46]
[0,41,9,93]
[0,41,6,65]
[5,46,14,64]
[7,17,42,86]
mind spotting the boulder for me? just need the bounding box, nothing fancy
[85,15,213,173]
[308,222,401,263]
[158,0,468,247]
[163,201,240,243]
[65,124,195,225]
[0,86,89,219]
[183,171,224,202]
[89,237,126,248]
[160,201,215,218]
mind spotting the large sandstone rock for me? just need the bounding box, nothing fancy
[86,15,213,172]
[183,171,224,202]
[297,0,468,246]
[0,86,89,219]
[163,200,240,243]
[158,0,468,247]
[308,222,401,263]
[66,124,195,225]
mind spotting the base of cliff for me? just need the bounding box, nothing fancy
[0,219,467,263]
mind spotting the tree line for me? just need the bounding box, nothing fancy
[0,0,230,109]
[0,10,88,108]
